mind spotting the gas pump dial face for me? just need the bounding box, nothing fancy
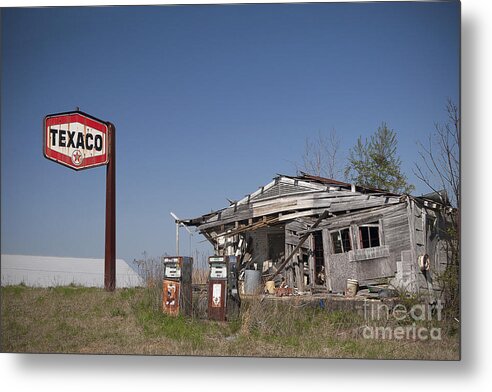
[164,263,181,278]
[210,263,226,278]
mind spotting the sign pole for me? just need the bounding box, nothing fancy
[44,111,114,290]
[105,122,116,291]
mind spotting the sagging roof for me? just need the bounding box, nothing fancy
[183,173,412,231]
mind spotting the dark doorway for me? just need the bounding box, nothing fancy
[268,232,285,264]
[313,231,325,285]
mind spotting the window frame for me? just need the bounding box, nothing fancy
[329,227,352,254]
[358,222,381,249]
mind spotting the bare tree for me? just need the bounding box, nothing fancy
[414,99,460,208]
[414,99,460,317]
[300,129,342,179]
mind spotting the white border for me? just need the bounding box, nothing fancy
[2,0,492,390]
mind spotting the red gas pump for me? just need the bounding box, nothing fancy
[207,256,240,321]
[162,256,193,317]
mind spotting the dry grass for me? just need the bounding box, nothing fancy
[1,285,459,359]
[193,268,208,285]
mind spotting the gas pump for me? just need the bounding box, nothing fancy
[207,255,240,321]
[162,256,193,317]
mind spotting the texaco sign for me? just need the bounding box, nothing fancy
[43,111,109,170]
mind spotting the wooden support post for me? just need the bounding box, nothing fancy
[294,250,304,292]
[307,236,315,288]
[270,210,329,281]
[322,229,333,291]
[285,243,293,287]
[407,198,418,293]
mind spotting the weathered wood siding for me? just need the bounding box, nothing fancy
[243,225,285,271]
[327,252,355,292]
[391,200,454,295]
[191,175,453,295]
[382,202,412,275]
[322,202,411,292]
[198,185,401,232]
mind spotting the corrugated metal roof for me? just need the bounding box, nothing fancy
[1,254,144,288]
[294,172,402,196]
[295,172,354,187]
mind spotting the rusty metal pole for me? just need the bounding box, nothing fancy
[105,122,116,291]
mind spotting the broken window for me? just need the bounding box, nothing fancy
[330,228,352,254]
[359,223,380,249]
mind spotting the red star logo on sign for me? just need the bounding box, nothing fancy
[71,150,83,165]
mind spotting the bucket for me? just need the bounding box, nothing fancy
[346,279,359,297]
[265,280,276,294]
[244,270,262,295]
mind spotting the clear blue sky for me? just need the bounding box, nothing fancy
[1,2,460,263]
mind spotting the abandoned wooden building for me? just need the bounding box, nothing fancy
[183,173,455,296]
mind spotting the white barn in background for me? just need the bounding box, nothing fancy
[1,254,144,288]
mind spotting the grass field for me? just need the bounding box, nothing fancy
[1,285,459,359]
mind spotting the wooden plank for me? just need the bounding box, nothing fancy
[277,176,329,190]
[252,197,323,217]
[244,189,322,205]
[212,216,280,238]
[241,179,278,204]
[379,218,385,245]
[199,192,402,232]
[285,220,310,232]
[269,210,330,280]
[285,229,299,246]
[285,243,294,287]
[307,236,315,289]
[348,245,390,261]
[198,209,253,230]
[301,203,406,233]
[198,193,399,231]
[251,190,354,209]
[406,199,418,293]
[251,192,396,212]
[329,198,399,213]
[278,208,330,222]
[322,229,333,291]
[294,250,304,291]
[240,176,326,206]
